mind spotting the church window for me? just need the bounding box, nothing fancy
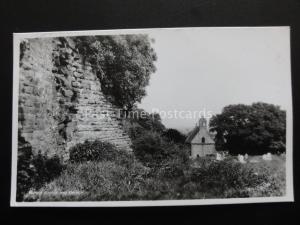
[202,137,205,143]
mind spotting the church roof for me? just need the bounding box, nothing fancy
[185,126,200,143]
[185,125,215,144]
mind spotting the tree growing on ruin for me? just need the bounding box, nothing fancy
[74,35,157,111]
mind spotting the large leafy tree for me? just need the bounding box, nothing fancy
[74,35,157,111]
[210,102,286,155]
[162,128,187,144]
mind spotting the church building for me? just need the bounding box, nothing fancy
[185,117,216,158]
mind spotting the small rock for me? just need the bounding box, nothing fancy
[72,81,80,88]
[62,89,73,97]
[73,71,83,78]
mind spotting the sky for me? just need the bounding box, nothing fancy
[138,27,292,131]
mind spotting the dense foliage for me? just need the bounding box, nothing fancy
[17,137,64,201]
[31,151,65,190]
[127,108,166,133]
[132,132,189,167]
[70,140,119,162]
[69,139,137,166]
[17,136,35,201]
[74,35,157,110]
[21,136,285,201]
[35,155,285,201]
[123,109,188,168]
[162,128,187,144]
[210,102,286,155]
[34,161,149,201]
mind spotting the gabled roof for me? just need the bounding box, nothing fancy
[185,126,215,144]
[185,126,200,143]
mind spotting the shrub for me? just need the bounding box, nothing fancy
[132,132,165,165]
[127,124,147,140]
[154,160,185,179]
[17,137,35,201]
[70,140,121,163]
[185,158,274,198]
[162,128,187,144]
[31,151,65,190]
[17,137,65,201]
[149,146,190,180]
[69,139,136,170]
[132,131,189,167]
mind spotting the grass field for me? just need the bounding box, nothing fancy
[243,154,286,196]
[23,152,286,201]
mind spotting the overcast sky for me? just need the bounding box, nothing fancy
[138,27,291,131]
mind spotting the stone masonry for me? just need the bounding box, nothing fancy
[18,37,132,160]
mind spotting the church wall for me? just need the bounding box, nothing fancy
[191,128,214,144]
[191,144,216,158]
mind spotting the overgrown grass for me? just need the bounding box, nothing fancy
[21,137,286,201]
[242,154,286,197]
[26,154,285,201]
[27,160,149,201]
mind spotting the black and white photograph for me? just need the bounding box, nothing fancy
[11,27,293,206]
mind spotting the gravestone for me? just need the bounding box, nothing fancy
[262,152,272,161]
[216,152,223,161]
[237,154,246,163]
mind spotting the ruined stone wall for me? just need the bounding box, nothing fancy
[18,37,132,160]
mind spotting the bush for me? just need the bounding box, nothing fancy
[132,132,165,164]
[184,158,275,198]
[69,140,136,170]
[127,124,147,140]
[17,137,35,201]
[154,159,185,179]
[31,151,65,190]
[162,128,187,144]
[70,140,121,163]
[17,139,65,201]
[132,131,189,167]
